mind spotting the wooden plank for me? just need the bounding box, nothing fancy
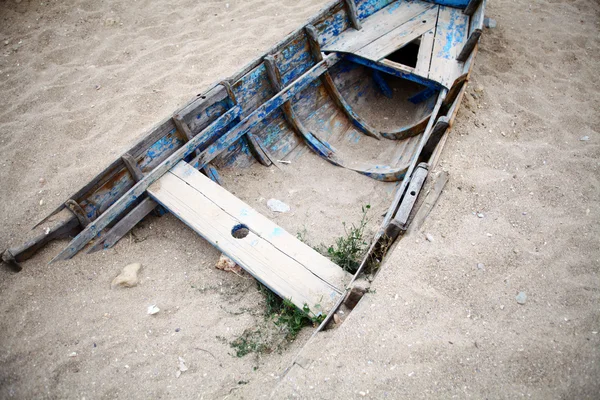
[2,209,79,269]
[394,162,429,228]
[415,27,436,77]
[407,170,449,234]
[323,0,435,54]
[428,5,469,88]
[457,0,485,61]
[149,162,349,314]
[457,29,480,62]
[87,197,158,253]
[355,7,437,61]
[50,106,242,262]
[468,0,485,34]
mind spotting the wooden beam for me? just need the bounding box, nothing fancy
[87,197,158,253]
[50,105,242,262]
[407,171,449,235]
[344,0,362,30]
[393,163,429,229]
[381,88,447,229]
[3,209,80,269]
[464,0,483,16]
[64,199,91,227]
[121,153,145,182]
[457,29,481,62]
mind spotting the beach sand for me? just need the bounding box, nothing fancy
[1,0,598,398]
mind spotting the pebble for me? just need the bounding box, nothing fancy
[39,177,45,185]
[39,199,44,206]
[477,213,484,218]
[147,305,160,315]
[477,263,485,270]
[215,254,242,274]
[425,233,434,242]
[580,136,589,141]
[175,328,180,332]
[69,352,77,357]
[176,356,188,378]
[522,212,527,215]
[267,198,290,213]
[499,305,505,310]
[111,262,142,288]
[515,292,527,305]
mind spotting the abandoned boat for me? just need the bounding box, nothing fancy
[2,0,486,318]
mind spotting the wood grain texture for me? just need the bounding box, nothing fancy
[148,161,350,315]
[323,0,435,54]
[87,197,158,253]
[355,7,437,61]
[428,5,469,88]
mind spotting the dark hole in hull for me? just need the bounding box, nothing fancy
[385,38,421,68]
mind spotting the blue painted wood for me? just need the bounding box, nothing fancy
[423,0,470,8]
[372,70,393,98]
[50,105,243,262]
[344,54,444,90]
[408,86,437,104]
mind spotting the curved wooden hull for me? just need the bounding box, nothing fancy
[3,0,485,284]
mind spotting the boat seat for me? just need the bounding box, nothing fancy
[324,0,470,89]
[147,160,351,315]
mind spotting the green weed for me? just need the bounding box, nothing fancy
[322,204,371,274]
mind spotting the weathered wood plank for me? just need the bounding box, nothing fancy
[344,0,362,30]
[345,54,444,90]
[415,28,436,77]
[355,7,437,61]
[394,162,429,228]
[457,0,485,61]
[50,106,242,262]
[463,0,483,16]
[407,170,449,234]
[428,5,469,88]
[121,153,145,182]
[323,0,435,54]
[149,162,349,314]
[87,197,158,253]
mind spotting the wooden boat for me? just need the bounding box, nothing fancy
[2,0,486,319]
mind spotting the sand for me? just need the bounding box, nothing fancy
[1,0,599,399]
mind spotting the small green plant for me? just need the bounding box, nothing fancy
[230,329,269,357]
[322,204,371,274]
[257,282,324,339]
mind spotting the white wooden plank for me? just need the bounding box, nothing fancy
[355,7,438,62]
[148,162,350,315]
[323,0,435,54]
[170,161,350,289]
[414,27,436,77]
[428,5,469,88]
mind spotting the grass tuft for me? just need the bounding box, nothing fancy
[321,204,371,274]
